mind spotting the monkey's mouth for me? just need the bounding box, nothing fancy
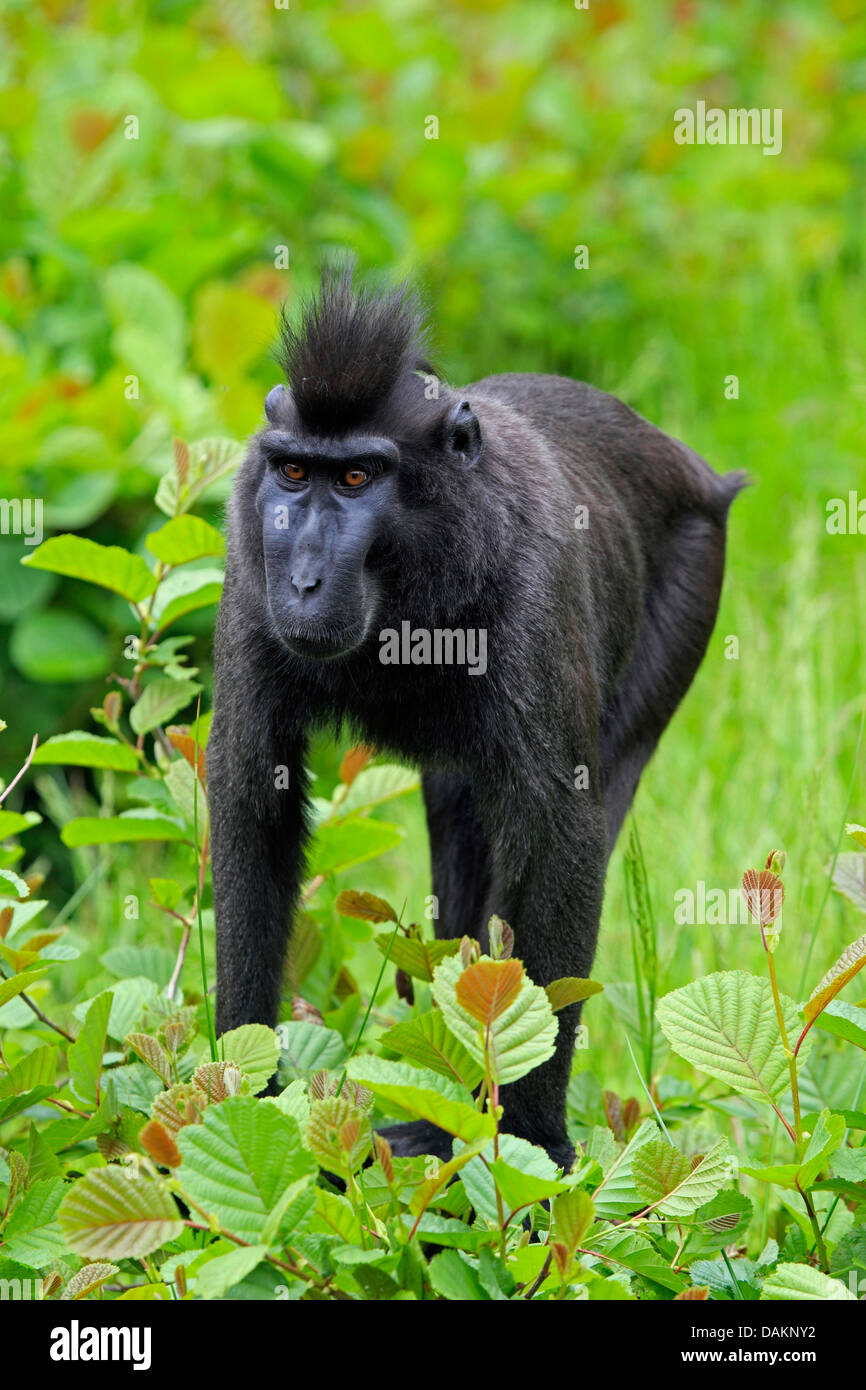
[277,618,368,661]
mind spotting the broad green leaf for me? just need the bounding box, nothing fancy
[692,1192,753,1252]
[432,952,558,1086]
[0,868,29,898]
[428,1250,489,1301]
[149,879,184,911]
[741,1109,845,1190]
[380,1011,485,1089]
[333,764,420,818]
[146,515,225,566]
[0,967,50,1008]
[62,810,188,847]
[593,1231,687,1293]
[194,1244,268,1299]
[760,1262,855,1301]
[218,1024,281,1091]
[307,818,403,877]
[376,932,460,982]
[553,1189,595,1256]
[3,1177,67,1267]
[632,1137,730,1218]
[487,1158,570,1217]
[164,756,207,833]
[0,810,41,838]
[347,1056,494,1144]
[545,977,604,1011]
[177,1096,317,1241]
[31,732,139,772]
[313,1188,363,1244]
[277,1021,348,1074]
[130,678,202,736]
[59,1168,183,1259]
[0,1046,58,1100]
[812,999,866,1051]
[592,1119,658,1221]
[460,1134,559,1223]
[151,570,223,628]
[10,610,110,683]
[656,971,804,1103]
[21,535,156,602]
[68,992,112,1108]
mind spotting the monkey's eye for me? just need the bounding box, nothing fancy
[281,461,307,483]
[342,467,369,488]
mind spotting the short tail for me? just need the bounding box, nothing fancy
[716,469,750,516]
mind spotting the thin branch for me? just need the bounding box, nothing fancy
[0,733,38,805]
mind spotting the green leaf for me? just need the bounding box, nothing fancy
[432,953,559,1086]
[380,1011,484,1089]
[277,1021,348,1075]
[347,1056,494,1145]
[152,571,224,629]
[631,1137,730,1218]
[3,1177,67,1267]
[460,1134,559,1223]
[487,1158,570,1216]
[0,810,41,838]
[307,818,403,877]
[10,610,111,683]
[592,1119,658,1221]
[594,1231,687,1293]
[164,756,207,832]
[545,977,604,1011]
[741,1109,845,1190]
[21,535,157,602]
[62,810,188,847]
[218,1024,281,1091]
[146,515,225,566]
[177,1096,317,1242]
[0,967,50,1008]
[0,868,28,898]
[194,1244,269,1299]
[0,1046,58,1101]
[68,992,112,1108]
[59,1168,183,1260]
[656,970,804,1103]
[31,732,139,773]
[760,1262,855,1301]
[130,678,202,736]
[376,933,460,982]
[332,764,420,818]
[553,1188,595,1256]
[812,999,866,1051]
[428,1250,490,1300]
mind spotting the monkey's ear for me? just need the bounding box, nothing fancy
[445,400,483,467]
[264,384,294,425]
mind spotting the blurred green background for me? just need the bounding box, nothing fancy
[1,0,864,1083]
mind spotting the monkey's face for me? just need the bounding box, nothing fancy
[257,431,401,659]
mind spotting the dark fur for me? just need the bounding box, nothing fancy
[209,273,745,1167]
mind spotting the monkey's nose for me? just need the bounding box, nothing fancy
[291,573,322,597]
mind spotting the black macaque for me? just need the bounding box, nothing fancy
[209,270,745,1169]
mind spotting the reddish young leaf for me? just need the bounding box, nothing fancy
[455,958,524,1027]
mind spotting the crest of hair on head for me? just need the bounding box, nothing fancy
[276,266,435,434]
